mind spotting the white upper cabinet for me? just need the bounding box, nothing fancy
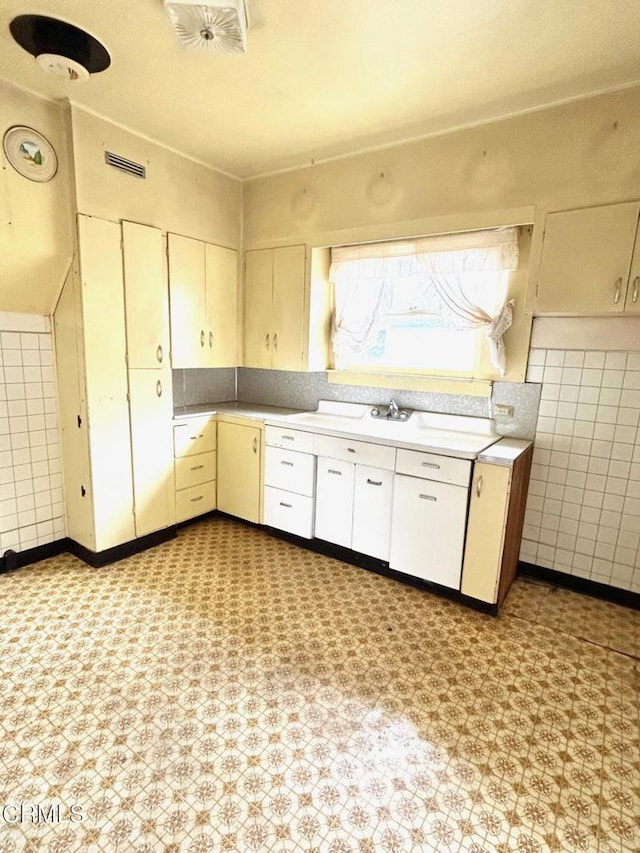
[168,233,238,368]
[122,221,169,369]
[536,202,640,315]
[244,245,307,370]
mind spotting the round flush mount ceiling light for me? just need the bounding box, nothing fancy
[9,15,111,81]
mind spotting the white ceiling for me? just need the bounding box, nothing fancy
[1,0,640,179]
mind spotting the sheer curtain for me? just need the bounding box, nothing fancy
[330,227,519,375]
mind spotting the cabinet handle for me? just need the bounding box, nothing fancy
[280,460,294,467]
[281,435,294,441]
[633,276,639,304]
[476,475,483,498]
[419,493,437,501]
[273,332,278,350]
[279,501,292,508]
[156,344,163,364]
[190,495,204,503]
[252,437,258,454]
[614,277,622,304]
[347,447,356,454]
[156,380,162,398]
[421,461,440,469]
[328,469,342,475]
[366,478,382,486]
[190,465,204,471]
[265,333,270,349]
[200,330,205,347]
[209,331,213,348]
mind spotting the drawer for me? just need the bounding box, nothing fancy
[264,447,315,496]
[314,433,396,470]
[395,448,472,487]
[175,451,216,490]
[173,418,216,457]
[265,425,314,453]
[176,480,216,522]
[264,486,314,539]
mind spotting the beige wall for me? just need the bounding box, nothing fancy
[70,106,242,248]
[0,80,75,314]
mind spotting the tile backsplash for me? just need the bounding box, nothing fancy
[0,315,64,555]
[521,348,640,594]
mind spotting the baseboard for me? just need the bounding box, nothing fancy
[518,561,640,611]
[264,525,499,616]
[66,526,177,568]
[0,538,71,574]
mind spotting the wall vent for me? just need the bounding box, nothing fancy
[104,151,146,178]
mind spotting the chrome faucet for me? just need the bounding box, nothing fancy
[388,398,399,418]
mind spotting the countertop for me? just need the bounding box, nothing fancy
[477,438,533,466]
[173,402,304,421]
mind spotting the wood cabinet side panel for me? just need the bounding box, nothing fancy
[498,445,533,606]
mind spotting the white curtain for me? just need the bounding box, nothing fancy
[330,227,519,375]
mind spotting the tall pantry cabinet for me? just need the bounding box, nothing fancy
[54,214,175,557]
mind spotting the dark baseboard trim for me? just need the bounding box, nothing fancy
[0,538,71,574]
[264,525,498,616]
[66,526,177,568]
[518,561,640,611]
[176,509,220,530]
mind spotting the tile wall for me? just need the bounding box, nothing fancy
[0,315,64,555]
[520,348,640,593]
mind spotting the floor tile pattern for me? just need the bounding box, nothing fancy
[0,518,638,852]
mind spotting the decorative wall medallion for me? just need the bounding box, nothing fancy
[3,126,58,182]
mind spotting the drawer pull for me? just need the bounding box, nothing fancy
[280,460,294,467]
[347,447,356,453]
[366,478,382,486]
[201,330,205,347]
[328,469,342,476]
[633,276,639,304]
[190,465,204,471]
[156,344,163,363]
[281,435,294,441]
[273,332,278,350]
[614,276,622,304]
[252,437,258,454]
[156,380,162,398]
[279,501,292,508]
[265,333,270,349]
[209,330,213,348]
[421,461,440,469]
[419,493,437,502]
[476,475,483,498]
[190,495,204,503]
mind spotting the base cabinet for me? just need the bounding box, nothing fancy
[389,474,468,590]
[217,420,261,523]
[352,465,393,560]
[315,457,355,548]
[173,417,217,523]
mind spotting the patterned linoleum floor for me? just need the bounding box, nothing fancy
[0,518,638,853]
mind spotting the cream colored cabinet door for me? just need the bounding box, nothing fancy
[217,421,261,522]
[205,243,238,367]
[244,248,273,368]
[77,214,135,551]
[128,369,176,537]
[272,245,306,370]
[536,202,640,314]
[122,221,169,369]
[389,474,467,589]
[460,463,510,605]
[168,233,206,368]
[352,465,394,560]
[314,457,355,548]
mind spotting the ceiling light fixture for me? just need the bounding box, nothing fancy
[9,15,110,81]
[164,0,248,54]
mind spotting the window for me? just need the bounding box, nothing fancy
[330,227,519,377]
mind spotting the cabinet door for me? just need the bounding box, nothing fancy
[315,457,354,548]
[205,243,238,367]
[168,233,206,368]
[352,465,394,560]
[389,474,467,589]
[122,221,169,369]
[460,463,510,604]
[625,226,640,315]
[77,214,135,551]
[272,245,306,370]
[244,249,273,368]
[128,369,176,537]
[217,421,261,522]
[536,203,640,314]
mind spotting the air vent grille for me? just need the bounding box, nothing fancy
[104,151,146,179]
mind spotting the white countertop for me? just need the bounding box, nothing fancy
[173,402,303,421]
